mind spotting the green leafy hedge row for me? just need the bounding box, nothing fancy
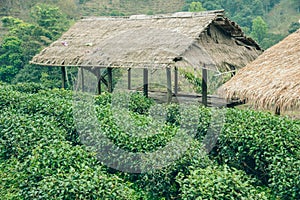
[0,83,299,199]
[213,109,300,199]
[177,164,271,200]
[0,85,140,199]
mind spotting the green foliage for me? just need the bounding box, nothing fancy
[132,140,212,199]
[177,165,271,199]
[0,36,23,82]
[181,70,202,93]
[0,84,139,199]
[212,109,300,199]
[0,111,66,161]
[288,21,300,33]
[188,2,206,12]
[1,83,299,199]
[19,141,138,200]
[9,82,48,93]
[1,141,139,200]
[251,16,268,44]
[0,85,77,144]
[129,92,154,115]
[30,4,70,39]
[0,4,71,85]
[260,32,285,49]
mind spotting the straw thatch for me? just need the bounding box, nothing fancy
[219,29,300,112]
[30,10,262,73]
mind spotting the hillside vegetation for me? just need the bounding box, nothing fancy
[1,0,299,34]
[0,0,299,86]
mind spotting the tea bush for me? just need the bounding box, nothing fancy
[0,110,66,161]
[1,83,299,199]
[177,164,271,200]
[19,141,139,200]
[0,141,139,200]
[213,109,300,199]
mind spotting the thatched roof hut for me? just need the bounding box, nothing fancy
[219,29,300,114]
[30,10,262,104]
[31,10,261,73]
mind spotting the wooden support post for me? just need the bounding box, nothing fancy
[96,68,101,95]
[275,106,281,115]
[81,67,84,92]
[107,67,113,93]
[61,66,66,89]
[174,67,178,96]
[143,68,148,97]
[128,68,131,90]
[202,65,208,107]
[166,67,172,103]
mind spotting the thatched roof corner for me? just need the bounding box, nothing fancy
[30,10,262,72]
[219,29,300,112]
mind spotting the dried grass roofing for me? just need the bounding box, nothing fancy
[30,10,261,73]
[219,29,300,111]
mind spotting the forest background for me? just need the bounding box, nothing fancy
[0,0,299,87]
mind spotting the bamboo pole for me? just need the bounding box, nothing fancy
[81,67,84,92]
[107,67,113,93]
[143,68,148,97]
[166,67,172,103]
[128,68,131,90]
[174,67,178,95]
[202,65,208,107]
[61,66,66,89]
[96,68,101,95]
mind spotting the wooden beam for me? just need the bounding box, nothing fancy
[143,68,148,97]
[202,66,208,107]
[174,67,178,96]
[96,68,101,95]
[128,68,131,90]
[166,67,172,103]
[61,66,66,89]
[81,67,84,92]
[107,67,113,93]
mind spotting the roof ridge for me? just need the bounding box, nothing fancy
[81,10,225,21]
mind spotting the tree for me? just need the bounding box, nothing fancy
[288,22,300,33]
[0,35,23,82]
[30,4,70,39]
[251,16,268,44]
[0,4,71,85]
[188,2,206,12]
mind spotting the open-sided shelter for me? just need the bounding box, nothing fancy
[219,29,300,114]
[30,10,262,105]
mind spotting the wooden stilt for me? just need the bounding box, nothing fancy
[174,67,178,96]
[128,68,131,90]
[143,68,148,97]
[166,67,172,103]
[202,65,208,107]
[275,106,281,115]
[107,67,113,93]
[96,68,101,95]
[81,67,84,92]
[61,66,66,89]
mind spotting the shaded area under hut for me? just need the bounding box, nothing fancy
[30,10,262,106]
[219,29,300,114]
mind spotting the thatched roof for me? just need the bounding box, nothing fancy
[219,29,300,111]
[30,10,261,73]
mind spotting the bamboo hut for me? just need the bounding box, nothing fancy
[219,29,300,114]
[30,10,262,105]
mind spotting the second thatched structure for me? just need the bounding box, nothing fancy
[219,29,300,114]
